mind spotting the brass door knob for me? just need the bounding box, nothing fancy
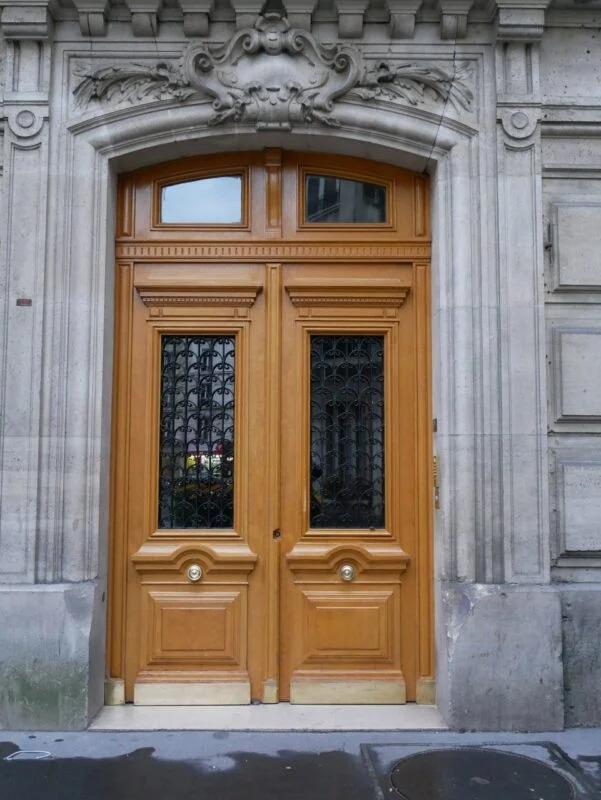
[187,563,203,583]
[339,563,356,582]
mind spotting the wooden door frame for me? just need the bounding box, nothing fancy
[106,149,434,705]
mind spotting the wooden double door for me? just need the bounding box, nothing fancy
[109,152,433,704]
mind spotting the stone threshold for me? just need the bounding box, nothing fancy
[90,703,447,731]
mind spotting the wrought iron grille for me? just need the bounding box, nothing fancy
[310,335,385,529]
[159,335,235,529]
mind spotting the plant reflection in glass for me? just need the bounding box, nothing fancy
[159,335,235,528]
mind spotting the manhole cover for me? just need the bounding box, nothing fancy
[390,748,576,800]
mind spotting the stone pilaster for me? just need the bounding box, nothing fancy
[495,1,551,583]
[435,1,565,732]
[0,3,52,584]
[0,2,105,730]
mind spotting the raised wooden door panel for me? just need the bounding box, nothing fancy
[118,263,268,702]
[279,262,418,703]
[141,587,247,667]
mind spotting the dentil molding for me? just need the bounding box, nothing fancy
[72,11,474,130]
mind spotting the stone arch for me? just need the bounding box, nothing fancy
[40,97,489,721]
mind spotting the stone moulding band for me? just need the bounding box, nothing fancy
[72,11,474,131]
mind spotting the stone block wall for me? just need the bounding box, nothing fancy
[540,28,601,724]
[0,0,600,730]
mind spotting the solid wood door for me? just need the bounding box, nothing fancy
[109,151,433,705]
[279,262,416,703]
[119,263,269,704]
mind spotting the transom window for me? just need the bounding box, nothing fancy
[129,152,424,241]
[160,174,243,224]
[304,173,387,224]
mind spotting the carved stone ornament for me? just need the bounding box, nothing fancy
[498,107,540,142]
[7,107,48,138]
[73,11,473,130]
[349,61,473,112]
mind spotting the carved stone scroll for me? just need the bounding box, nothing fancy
[72,10,474,128]
[179,12,364,129]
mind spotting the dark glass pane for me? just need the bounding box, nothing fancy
[161,175,242,224]
[159,335,235,528]
[310,335,385,529]
[305,174,386,223]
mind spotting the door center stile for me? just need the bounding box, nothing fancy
[262,262,284,703]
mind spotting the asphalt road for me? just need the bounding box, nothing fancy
[1,730,600,799]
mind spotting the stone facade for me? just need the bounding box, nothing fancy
[0,0,600,730]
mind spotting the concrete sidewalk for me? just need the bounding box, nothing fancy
[2,728,601,799]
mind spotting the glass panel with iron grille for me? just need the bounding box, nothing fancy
[310,335,385,529]
[305,174,387,223]
[160,175,243,224]
[159,335,235,529]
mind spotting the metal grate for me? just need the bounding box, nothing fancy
[310,335,385,529]
[390,749,577,800]
[158,335,235,529]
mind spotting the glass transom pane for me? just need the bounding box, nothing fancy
[159,335,235,529]
[310,335,385,529]
[160,175,243,224]
[305,174,387,223]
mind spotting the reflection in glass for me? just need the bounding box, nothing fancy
[310,335,385,529]
[305,174,386,223]
[161,175,243,224]
[159,335,235,528]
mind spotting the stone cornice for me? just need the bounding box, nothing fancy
[70,0,108,37]
[0,1,56,39]
[3,0,593,41]
[0,0,598,41]
[439,0,475,39]
[495,0,553,41]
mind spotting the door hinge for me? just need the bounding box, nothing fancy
[433,456,440,510]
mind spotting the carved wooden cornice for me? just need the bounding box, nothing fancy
[286,542,411,576]
[136,282,263,308]
[285,280,410,308]
[131,541,258,576]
